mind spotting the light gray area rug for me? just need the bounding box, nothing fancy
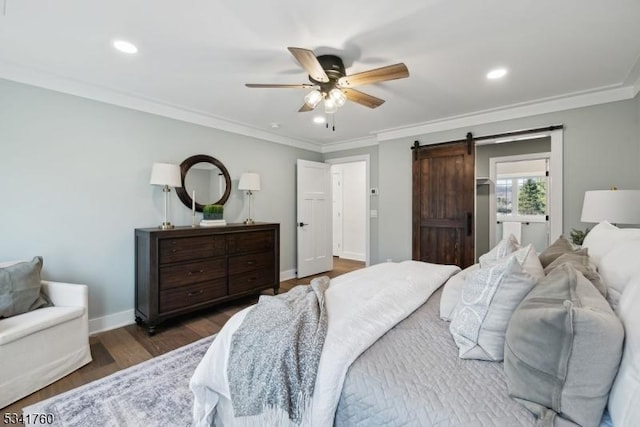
[24,335,216,427]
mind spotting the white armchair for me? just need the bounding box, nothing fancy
[0,264,92,408]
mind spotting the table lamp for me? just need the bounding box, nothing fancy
[238,172,261,224]
[150,162,182,229]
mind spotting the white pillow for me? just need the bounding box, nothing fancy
[478,233,520,267]
[441,235,521,322]
[449,244,543,361]
[598,238,640,310]
[439,264,479,321]
[608,272,640,426]
[582,221,640,265]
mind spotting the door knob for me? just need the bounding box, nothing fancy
[298,222,309,227]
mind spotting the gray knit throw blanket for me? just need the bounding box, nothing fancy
[227,276,330,425]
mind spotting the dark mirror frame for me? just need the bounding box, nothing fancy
[175,154,232,212]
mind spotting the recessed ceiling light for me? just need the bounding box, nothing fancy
[270,122,280,129]
[113,40,138,54]
[313,116,325,124]
[487,67,507,80]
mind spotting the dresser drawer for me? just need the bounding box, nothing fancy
[159,236,226,264]
[229,268,275,294]
[159,258,226,290]
[227,231,274,255]
[159,279,226,313]
[229,252,274,276]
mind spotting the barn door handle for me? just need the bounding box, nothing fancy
[465,212,473,236]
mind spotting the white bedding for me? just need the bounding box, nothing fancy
[190,260,459,427]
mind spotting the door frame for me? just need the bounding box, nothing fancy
[477,128,563,250]
[325,154,371,266]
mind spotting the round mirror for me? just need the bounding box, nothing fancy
[175,155,231,212]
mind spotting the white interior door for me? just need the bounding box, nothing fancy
[297,159,333,278]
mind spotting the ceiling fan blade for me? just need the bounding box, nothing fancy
[342,88,385,109]
[287,47,330,83]
[338,63,409,87]
[245,83,314,88]
[298,103,315,112]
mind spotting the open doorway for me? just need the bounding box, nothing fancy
[326,155,370,265]
[489,154,550,252]
[475,128,563,259]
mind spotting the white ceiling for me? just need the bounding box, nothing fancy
[1,0,640,152]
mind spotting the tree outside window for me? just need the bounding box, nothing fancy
[518,178,546,216]
[496,176,547,218]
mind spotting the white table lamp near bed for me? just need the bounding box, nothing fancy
[238,172,261,224]
[150,162,182,229]
[581,188,640,225]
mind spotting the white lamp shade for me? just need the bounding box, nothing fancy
[581,190,640,224]
[150,163,181,187]
[238,173,261,191]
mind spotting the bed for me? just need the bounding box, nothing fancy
[190,221,640,427]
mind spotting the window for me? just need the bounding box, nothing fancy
[496,176,547,219]
[496,179,513,214]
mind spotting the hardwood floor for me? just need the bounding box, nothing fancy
[1,258,365,421]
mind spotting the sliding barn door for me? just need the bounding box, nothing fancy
[413,141,475,268]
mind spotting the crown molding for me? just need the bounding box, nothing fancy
[321,135,378,153]
[2,60,637,153]
[623,52,640,97]
[0,60,323,153]
[375,84,637,142]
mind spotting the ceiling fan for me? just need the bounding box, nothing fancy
[245,47,409,114]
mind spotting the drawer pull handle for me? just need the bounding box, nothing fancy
[187,270,205,275]
[187,290,204,297]
[172,249,177,253]
[246,260,256,265]
[248,277,257,282]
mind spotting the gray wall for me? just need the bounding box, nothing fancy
[0,79,322,320]
[377,97,640,263]
[3,76,639,321]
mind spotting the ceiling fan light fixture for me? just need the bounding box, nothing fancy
[324,98,338,114]
[329,88,347,107]
[304,90,323,108]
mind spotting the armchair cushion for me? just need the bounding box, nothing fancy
[0,275,91,408]
[0,256,51,319]
[0,306,84,346]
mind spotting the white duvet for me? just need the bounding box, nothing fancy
[190,260,460,427]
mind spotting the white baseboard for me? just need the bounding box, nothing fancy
[280,269,296,281]
[89,270,298,335]
[341,252,366,262]
[89,309,135,336]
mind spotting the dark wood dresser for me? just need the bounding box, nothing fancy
[135,223,279,334]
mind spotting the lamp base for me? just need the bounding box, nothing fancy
[243,218,255,225]
[159,222,175,230]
